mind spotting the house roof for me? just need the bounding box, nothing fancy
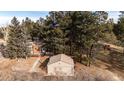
[48,54,74,65]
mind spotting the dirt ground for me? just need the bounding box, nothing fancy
[0,56,48,72]
[0,53,123,80]
[93,59,124,80]
[0,57,36,71]
[75,62,121,80]
[93,49,124,80]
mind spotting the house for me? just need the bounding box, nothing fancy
[47,54,74,76]
[28,41,41,56]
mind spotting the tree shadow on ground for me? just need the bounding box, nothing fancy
[39,57,49,73]
[94,50,124,78]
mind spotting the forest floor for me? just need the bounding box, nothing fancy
[0,50,123,80]
[75,62,121,80]
[93,59,124,80]
[93,49,124,80]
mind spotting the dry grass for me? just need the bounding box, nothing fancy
[0,57,39,80]
[74,63,121,81]
[0,58,121,80]
[94,49,124,79]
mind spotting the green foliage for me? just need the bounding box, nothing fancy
[5,17,30,59]
[113,12,124,46]
[41,11,110,65]
[3,11,121,66]
[0,29,4,39]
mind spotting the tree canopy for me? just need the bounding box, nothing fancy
[5,17,30,59]
[2,11,124,65]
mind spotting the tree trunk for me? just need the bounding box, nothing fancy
[89,44,94,58]
[69,41,72,55]
[86,48,91,67]
[79,52,82,63]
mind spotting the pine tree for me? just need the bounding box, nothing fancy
[0,28,4,39]
[41,11,114,66]
[6,17,30,59]
[113,12,124,46]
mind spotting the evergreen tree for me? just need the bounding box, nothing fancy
[113,12,124,47]
[42,11,103,66]
[6,17,30,59]
[0,28,4,39]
